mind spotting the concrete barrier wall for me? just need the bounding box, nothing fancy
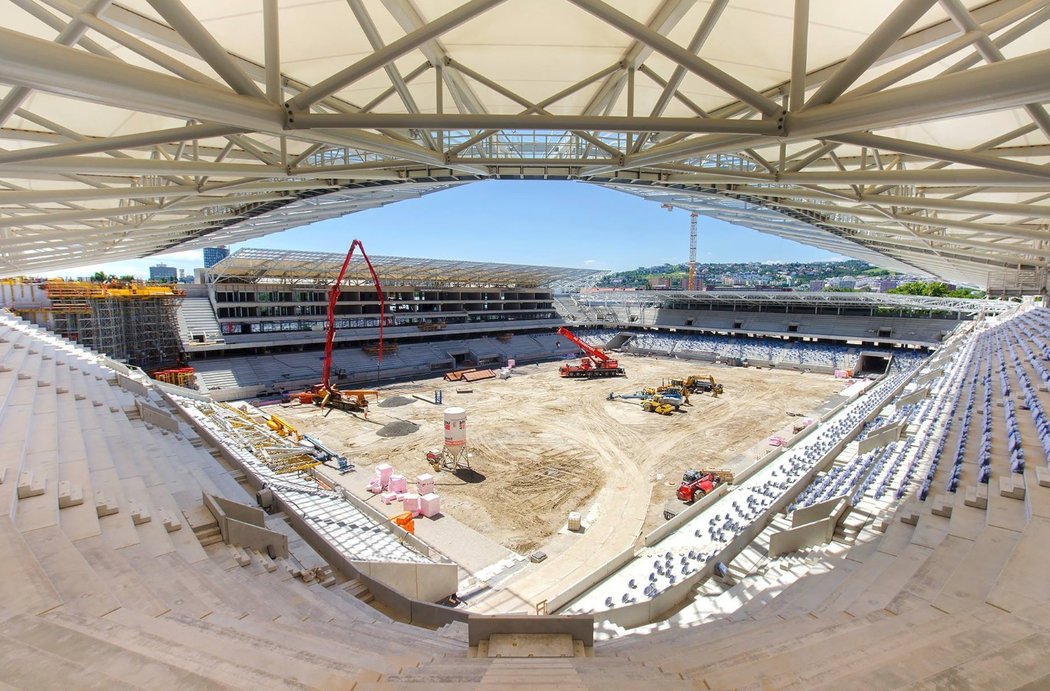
[155,381,212,403]
[792,493,849,527]
[769,518,832,557]
[548,543,642,614]
[226,518,289,558]
[137,400,180,432]
[734,447,785,485]
[467,614,595,647]
[201,492,289,557]
[772,498,850,557]
[914,368,939,387]
[897,385,929,407]
[644,484,729,547]
[857,421,905,455]
[102,357,130,376]
[211,494,266,527]
[116,372,148,396]
[351,560,459,604]
[278,492,457,606]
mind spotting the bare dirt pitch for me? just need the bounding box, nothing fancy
[275,356,846,555]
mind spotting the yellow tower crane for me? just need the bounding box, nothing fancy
[660,205,699,291]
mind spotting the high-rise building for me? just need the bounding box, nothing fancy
[203,246,230,268]
[149,263,178,281]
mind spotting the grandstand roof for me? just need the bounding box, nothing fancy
[0,1,1047,290]
[209,247,604,288]
[578,289,1014,314]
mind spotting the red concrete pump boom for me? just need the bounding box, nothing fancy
[321,239,385,392]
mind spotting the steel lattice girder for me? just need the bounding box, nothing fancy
[0,0,1046,289]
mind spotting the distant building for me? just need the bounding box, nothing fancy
[149,263,178,281]
[827,277,856,290]
[193,268,208,284]
[809,279,825,291]
[879,278,900,292]
[203,246,230,268]
[648,277,671,290]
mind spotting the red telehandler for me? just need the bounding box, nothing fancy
[290,239,384,414]
[556,326,626,378]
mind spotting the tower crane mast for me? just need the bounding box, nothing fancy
[661,204,699,291]
[688,212,698,291]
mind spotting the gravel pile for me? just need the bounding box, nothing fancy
[378,395,415,408]
[376,420,420,437]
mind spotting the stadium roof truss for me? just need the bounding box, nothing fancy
[577,289,1015,315]
[208,247,605,288]
[0,0,1048,291]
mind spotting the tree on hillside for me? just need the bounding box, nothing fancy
[889,281,984,298]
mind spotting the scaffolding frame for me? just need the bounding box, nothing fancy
[38,280,185,369]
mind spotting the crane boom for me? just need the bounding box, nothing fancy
[556,326,611,363]
[321,239,385,392]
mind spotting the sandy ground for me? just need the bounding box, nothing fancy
[274,355,846,556]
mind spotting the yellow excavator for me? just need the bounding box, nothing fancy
[671,375,723,398]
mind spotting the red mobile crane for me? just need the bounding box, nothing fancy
[291,239,385,413]
[556,326,626,378]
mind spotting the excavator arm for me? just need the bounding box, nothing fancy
[556,326,611,363]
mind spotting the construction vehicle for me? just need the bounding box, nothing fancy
[666,469,734,518]
[556,326,625,378]
[301,434,353,474]
[610,389,683,414]
[671,375,723,397]
[642,398,676,415]
[289,239,386,414]
[295,388,379,413]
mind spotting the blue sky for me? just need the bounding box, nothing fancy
[46,181,843,278]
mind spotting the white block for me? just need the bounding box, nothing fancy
[375,463,393,486]
[380,492,397,505]
[420,493,441,518]
[389,474,408,493]
[402,493,421,516]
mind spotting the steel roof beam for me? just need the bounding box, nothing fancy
[346,0,436,151]
[0,123,246,165]
[708,0,1033,119]
[0,0,113,126]
[0,27,282,131]
[805,0,938,109]
[580,0,694,116]
[787,48,1050,138]
[939,0,1050,138]
[568,0,783,119]
[287,112,780,136]
[634,0,728,152]
[380,0,487,115]
[147,0,266,99]
[828,132,1050,180]
[286,0,505,112]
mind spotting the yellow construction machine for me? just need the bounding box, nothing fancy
[641,398,676,415]
[671,375,723,397]
[266,413,301,440]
